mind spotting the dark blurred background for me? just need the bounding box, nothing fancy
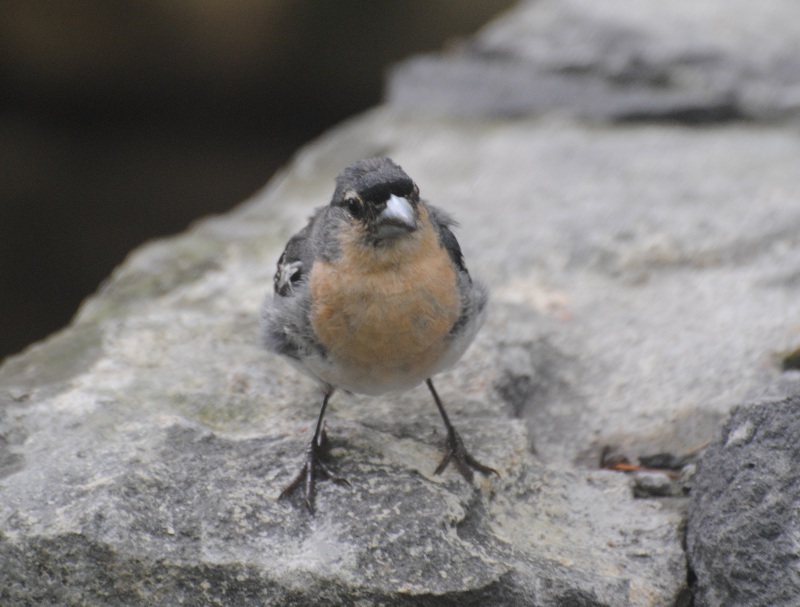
[0,0,514,361]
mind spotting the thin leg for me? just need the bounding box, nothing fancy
[279,387,349,513]
[426,378,498,481]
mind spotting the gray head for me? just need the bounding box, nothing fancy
[330,157,421,244]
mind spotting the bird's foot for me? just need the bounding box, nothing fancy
[279,430,350,513]
[434,428,499,482]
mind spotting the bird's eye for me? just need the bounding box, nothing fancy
[345,197,362,218]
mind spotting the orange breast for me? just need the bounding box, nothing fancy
[309,208,460,389]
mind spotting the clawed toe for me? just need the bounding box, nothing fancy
[279,433,349,513]
[434,428,498,482]
[425,379,498,483]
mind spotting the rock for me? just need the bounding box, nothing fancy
[686,396,800,607]
[3,0,800,604]
[388,0,800,122]
[0,157,689,604]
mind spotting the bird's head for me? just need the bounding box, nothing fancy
[330,157,421,247]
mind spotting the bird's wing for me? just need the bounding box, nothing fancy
[427,203,488,340]
[273,223,312,297]
[427,204,469,277]
[263,220,320,362]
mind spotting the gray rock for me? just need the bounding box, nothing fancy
[686,396,800,607]
[3,0,800,604]
[388,0,800,122]
[0,153,689,605]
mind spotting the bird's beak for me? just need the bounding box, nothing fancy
[375,194,417,239]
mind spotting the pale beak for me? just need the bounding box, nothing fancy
[375,194,417,239]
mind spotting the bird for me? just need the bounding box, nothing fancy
[263,156,495,513]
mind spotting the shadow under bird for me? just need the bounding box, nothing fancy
[263,156,496,512]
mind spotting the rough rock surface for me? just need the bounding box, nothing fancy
[2,1,800,605]
[686,396,800,607]
[389,0,800,122]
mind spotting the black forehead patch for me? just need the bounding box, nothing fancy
[333,157,414,202]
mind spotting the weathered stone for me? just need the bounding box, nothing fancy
[389,0,800,122]
[686,396,800,607]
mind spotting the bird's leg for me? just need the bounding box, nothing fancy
[279,387,349,513]
[427,378,498,481]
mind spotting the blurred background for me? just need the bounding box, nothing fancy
[0,0,515,360]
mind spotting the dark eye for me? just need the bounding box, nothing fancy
[345,197,362,218]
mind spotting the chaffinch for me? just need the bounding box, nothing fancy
[263,157,495,512]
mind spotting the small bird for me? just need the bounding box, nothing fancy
[263,157,495,512]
